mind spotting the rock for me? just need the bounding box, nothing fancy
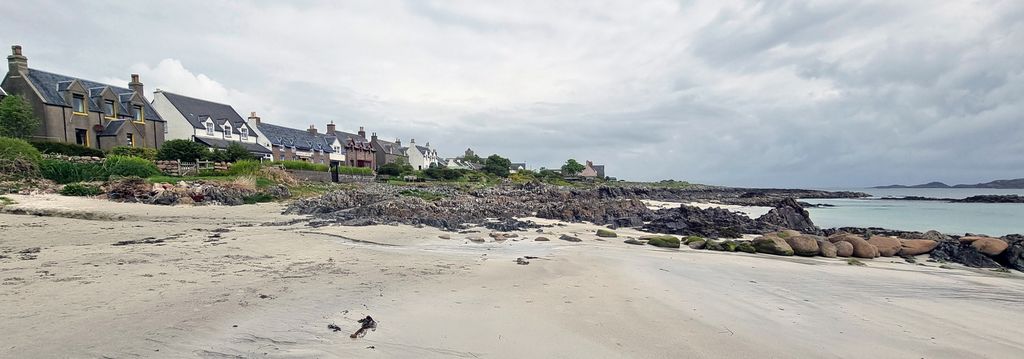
[438,234,451,240]
[534,236,550,242]
[752,235,794,256]
[683,236,705,244]
[736,241,757,253]
[687,239,706,249]
[817,239,837,258]
[784,235,820,257]
[467,236,485,243]
[704,240,724,251]
[776,229,802,238]
[930,239,1002,268]
[516,257,530,265]
[867,236,902,257]
[997,235,1024,271]
[964,237,1009,256]
[899,239,938,256]
[830,234,879,258]
[559,234,582,242]
[596,229,618,238]
[834,241,854,257]
[756,199,820,235]
[922,230,951,242]
[489,233,514,241]
[624,239,644,245]
[720,240,739,252]
[647,236,681,248]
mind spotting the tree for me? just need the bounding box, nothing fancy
[462,153,483,164]
[0,95,39,139]
[156,139,208,162]
[377,162,404,176]
[225,142,254,162]
[561,159,585,176]
[482,154,512,177]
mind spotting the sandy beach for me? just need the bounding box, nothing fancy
[2,194,1023,358]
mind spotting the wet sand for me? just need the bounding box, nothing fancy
[1,194,1022,358]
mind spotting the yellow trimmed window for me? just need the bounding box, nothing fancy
[103,100,116,118]
[132,105,144,123]
[72,94,87,115]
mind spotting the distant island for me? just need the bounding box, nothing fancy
[874,178,1024,189]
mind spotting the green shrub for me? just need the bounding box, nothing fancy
[228,159,262,175]
[0,136,42,179]
[337,166,373,176]
[29,141,104,157]
[225,142,254,162]
[59,183,103,196]
[0,95,40,139]
[156,139,207,162]
[278,160,329,172]
[104,155,160,178]
[39,159,109,184]
[110,146,156,160]
[646,236,681,248]
[423,166,466,181]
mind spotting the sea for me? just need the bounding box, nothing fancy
[801,188,1024,236]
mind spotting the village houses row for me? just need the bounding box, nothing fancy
[1,45,612,177]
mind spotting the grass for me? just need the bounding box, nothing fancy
[0,196,14,206]
[59,183,103,196]
[242,193,276,204]
[277,160,329,172]
[399,189,445,201]
[846,258,867,266]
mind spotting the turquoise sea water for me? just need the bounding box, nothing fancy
[802,188,1024,236]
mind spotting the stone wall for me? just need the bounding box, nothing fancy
[42,154,104,164]
[286,169,332,182]
[338,174,375,183]
[156,160,231,176]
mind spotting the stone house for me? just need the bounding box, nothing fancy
[335,125,376,168]
[151,91,272,158]
[401,139,440,170]
[2,45,165,150]
[370,134,408,169]
[580,160,606,179]
[256,122,338,164]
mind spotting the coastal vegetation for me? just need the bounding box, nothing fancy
[58,183,103,196]
[0,95,39,139]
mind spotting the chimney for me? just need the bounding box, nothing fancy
[129,73,144,95]
[371,132,377,142]
[410,138,416,145]
[326,121,336,135]
[395,138,401,147]
[358,126,366,139]
[425,142,431,148]
[248,111,261,125]
[8,45,28,74]
[307,124,317,135]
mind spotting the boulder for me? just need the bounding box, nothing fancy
[752,236,794,256]
[559,234,582,243]
[899,239,938,256]
[720,240,739,252]
[736,241,757,253]
[930,239,1002,268]
[467,236,485,243]
[648,236,681,248]
[965,237,1009,256]
[784,235,820,257]
[830,234,879,258]
[596,229,618,238]
[704,240,724,251]
[624,239,644,245]
[817,239,837,258]
[834,241,854,257]
[776,229,802,238]
[997,235,1024,271]
[438,234,451,240]
[687,239,706,250]
[867,236,902,257]
[534,236,550,242]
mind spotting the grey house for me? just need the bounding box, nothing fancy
[370,133,408,169]
[151,90,272,157]
[2,45,165,150]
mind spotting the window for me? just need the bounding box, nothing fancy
[126,133,135,147]
[103,100,115,118]
[132,105,144,123]
[205,121,214,136]
[72,94,86,113]
[240,127,248,141]
[75,129,88,146]
[223,124,232,138]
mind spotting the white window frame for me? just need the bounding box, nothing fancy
[223,124,232,138]
[239,127,248,141]
[205,120,214,136]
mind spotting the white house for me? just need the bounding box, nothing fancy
[150,90,272,158]
[401,139,441,170]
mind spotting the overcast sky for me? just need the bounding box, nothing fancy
[2,0,1022,187]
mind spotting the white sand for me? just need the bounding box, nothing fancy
[643,199,773,218]
[2,194,1023,358]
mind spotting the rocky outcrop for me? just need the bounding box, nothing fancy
[867,236,902,257]
[817,239,837,258]
[930,239,1002,268]
[756,199,821,235]
[829,234,879,258]
[962,236,1009,256]
[997,235,1024,271]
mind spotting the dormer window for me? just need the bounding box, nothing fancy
[132,105,144,123]
[205,120,214,136]
[240,127,248,141]
[223,124,232,138]
[72,94,86,114]
[103,100,116,118]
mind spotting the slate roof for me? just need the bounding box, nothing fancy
[158,91,255,136]
[99,120,126,136]
[194,137,272,154]
[374,139,405,156]
[256,123,336,153]
[510,163,527,171]
[23,68,163,122]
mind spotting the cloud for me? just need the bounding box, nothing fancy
[2,0,1022,187]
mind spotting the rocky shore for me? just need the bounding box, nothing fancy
[880,194,1024,203]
